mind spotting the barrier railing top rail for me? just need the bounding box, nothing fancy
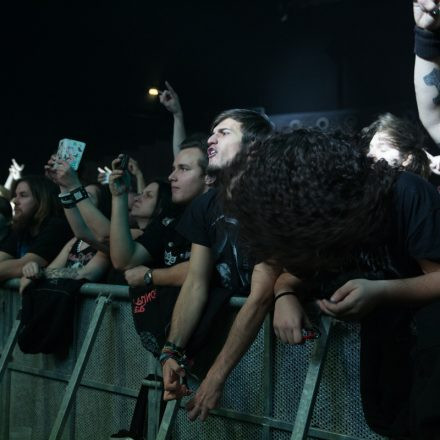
[3,279,247,307]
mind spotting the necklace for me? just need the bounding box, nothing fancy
[76,239,83,253]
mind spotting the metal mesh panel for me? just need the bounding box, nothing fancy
[310,321,383,440]
[219,325,265,414]
[173,408,263,440]
[9,371,71,440]
[78,296,157,389]
[272,337,312,421]
[74,387,137,440]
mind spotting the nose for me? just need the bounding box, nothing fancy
[207,133,217,145]
[168,170,176,181]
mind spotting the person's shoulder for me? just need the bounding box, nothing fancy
[394,171,438,196]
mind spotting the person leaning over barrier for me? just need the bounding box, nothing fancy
[159,109,276,421]
[0,175,72,283]
[226,127,440,439]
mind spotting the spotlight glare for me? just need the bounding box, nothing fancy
[148,88,159,96]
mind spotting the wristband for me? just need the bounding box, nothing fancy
[70,186,89,204]
[58,191,76,209]
[274,291,297,303]
[415,26,440,60]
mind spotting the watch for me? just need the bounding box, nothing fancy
[143,268,154,287]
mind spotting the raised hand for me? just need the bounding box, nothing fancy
[9,158,24,180]
[108,155,131,197]
[159,81,183,115]
[414,0,440,31]
[425,150,440,174]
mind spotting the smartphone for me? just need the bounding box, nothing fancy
[118,154,129,171]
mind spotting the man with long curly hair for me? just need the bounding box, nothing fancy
[227,126,440,438]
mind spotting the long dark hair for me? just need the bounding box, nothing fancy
[15,175,63,232]
[225,128,398,278]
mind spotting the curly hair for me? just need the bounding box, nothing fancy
[225,128,398,278]
[360,113,431,179]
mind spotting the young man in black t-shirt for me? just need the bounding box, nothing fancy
[108,142,209,356]
[161,109,275,421]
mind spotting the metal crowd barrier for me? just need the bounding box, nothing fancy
[0,280,384,440]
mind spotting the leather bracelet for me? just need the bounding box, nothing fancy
[415,25,440,60]
[274,291,297,303]
[70,186,89,204]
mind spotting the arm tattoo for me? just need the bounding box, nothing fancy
[43,267,79,279]
[424,68,440,105]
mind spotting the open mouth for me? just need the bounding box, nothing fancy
[207,147,217,159]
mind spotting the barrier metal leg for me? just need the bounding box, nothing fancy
[141,376,163,440]
[290,316,333,440]
[49,294,111,440]
[0,317,21,384]
[155,398,180,440]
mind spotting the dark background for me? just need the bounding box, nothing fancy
[1,0,415,182]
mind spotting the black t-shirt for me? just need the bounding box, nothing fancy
[0,217,72,263]
[308,172,440,299]
[176,188,253,294]
[136,213,190,268]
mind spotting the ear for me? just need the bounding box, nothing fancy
[402,153,414,167]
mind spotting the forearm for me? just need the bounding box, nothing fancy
[0,258,46,282]
[381,271,440,304]
[76,198,110,243]
[168,275,209,348]
[4,174,14,191]
[206,294,273,385]
[172,113,186,157]
[152,262,189,287]
[110,195,137,269]
[415,55,440,144]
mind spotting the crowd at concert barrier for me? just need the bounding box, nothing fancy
[2,2,440,439]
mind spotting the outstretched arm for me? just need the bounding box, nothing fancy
[162,244,213,400]
[414,0,440,144]
[317,259,440,320]
[159,81,186,157]
[185,262,280,421]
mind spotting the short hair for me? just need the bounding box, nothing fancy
[15,175,63,231]
[360,113,431,178]
[211,108,274,153]
[179,133,209,175]
[226,128,397,278]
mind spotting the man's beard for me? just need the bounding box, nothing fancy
[12,212,37,234]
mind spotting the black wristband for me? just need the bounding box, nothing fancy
[58,191,76,209]
[415,26,440,60]
[274,291,297,303]
[70,186,89,204]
